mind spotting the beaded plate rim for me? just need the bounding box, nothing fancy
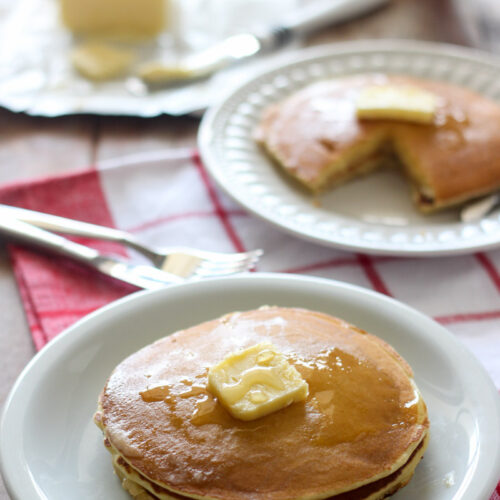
[199,39,500,256]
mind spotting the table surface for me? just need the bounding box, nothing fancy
[0,0,498,498]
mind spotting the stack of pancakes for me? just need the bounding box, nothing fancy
[95,307,429,499]
[254,74,500,212]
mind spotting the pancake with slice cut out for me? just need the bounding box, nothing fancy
[254,74,500,212]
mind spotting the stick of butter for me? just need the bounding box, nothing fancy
[137,62,201,84]
[208,343,309,421]
[59,0,167,38]
[356,85,438,124]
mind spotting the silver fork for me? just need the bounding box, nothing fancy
[0,205,262,279]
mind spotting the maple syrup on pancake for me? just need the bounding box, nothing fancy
[290,348,419,446]
[433,105,469,150]
[139,345,420,445]
[140,385,171,402]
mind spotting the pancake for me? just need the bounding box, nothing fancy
[254,74,500,212]
[95,307,429,499]
[97,432,429,500]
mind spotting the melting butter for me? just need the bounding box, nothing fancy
[207,342,309,421]
[356,85,438,124]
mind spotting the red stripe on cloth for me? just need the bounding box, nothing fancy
[9,247,48,349]
[127,209,248,234]
[356,254,392,296]
[435,310,500,324]
[0,170,134,349]
[0,166,97,194]
[491,481,500,500]
[191,151,246,252]
[21,306,111,319]
[476,253,500,293]
[280,257,359,274]
[279,255,400,274]
[128,210,216,233]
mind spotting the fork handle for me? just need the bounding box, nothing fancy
[0,214,183,289]
[0,204,157,262]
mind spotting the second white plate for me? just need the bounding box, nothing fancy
[199,40,500,256]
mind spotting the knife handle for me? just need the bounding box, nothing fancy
[0,215,100,264]
[281,0,390,38]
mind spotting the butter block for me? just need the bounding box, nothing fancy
[208,343,308,421]
[59,0,167,38]
[356,85,437,124]
[72,42,134,81]
[137,62,197,84]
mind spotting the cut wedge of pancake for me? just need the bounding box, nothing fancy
[254,74,500,212]
[95,307,429,499]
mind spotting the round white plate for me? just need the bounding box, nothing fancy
[1,274,499,500]
[199,40,500,256]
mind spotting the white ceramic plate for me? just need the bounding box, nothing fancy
[199,40,500,256]
[1,274,499,499]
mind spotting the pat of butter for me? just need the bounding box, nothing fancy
[137,62,198,84]
[59,0,167,38]
[72,42,134,81]
[356,85,437,124]
[208,343,308,421]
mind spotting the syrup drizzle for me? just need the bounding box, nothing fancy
[138,345,420,445]
[433,104,469,150]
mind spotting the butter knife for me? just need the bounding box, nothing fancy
[0,216,183,290]
[460,193,500,223]
[137,0,390,85]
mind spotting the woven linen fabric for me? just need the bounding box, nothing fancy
[0,148,498,498]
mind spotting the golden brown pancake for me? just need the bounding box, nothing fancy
[254,74,500,212]
[98,433,429,500]
[95,307,429,499]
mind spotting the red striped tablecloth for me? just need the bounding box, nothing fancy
[0,148,498,498]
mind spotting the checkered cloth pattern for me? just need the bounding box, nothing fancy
[0,148,498,498]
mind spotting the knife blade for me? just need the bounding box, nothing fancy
[460,192,500,223]
[0,216,183,290]
[137,0,390,85]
